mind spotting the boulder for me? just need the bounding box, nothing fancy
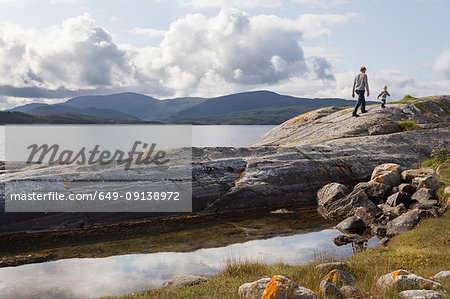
[399,183,417,194]
[238,276,319,299]
[320,189,382,221]
[399,290,444,298]
[401,169,435,182]
[409,200,438,210]
[339,285,361,298]
[411,188,435,202]
[238,278,272,298]
[315,262,349,274]
[353,181,392,202]
[433,271,450,281]
[335,215,366,234]
[387,209,422,236]
[377,269,442,291]
[371,163,402,186]
[322,269,356,288]
[418,208,439,219]
[412,176,444,192]
[161,275,209,288]
[380,237,390,246]
[262,275,319,299]
[370,224,387,236]
[354,206,377,226]
[387,203,408,219]
[444,186,450,195]
[391,186,400,195]
[386,191,412,207]
[319,280,344,298]
[317,183,350,208]
[332,234,359,246]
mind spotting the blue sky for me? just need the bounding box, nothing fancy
[0,0,448,109]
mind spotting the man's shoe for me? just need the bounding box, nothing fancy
[352,114,359,117]
[361,110,368,113]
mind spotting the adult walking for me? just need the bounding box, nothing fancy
[352,66,369,117]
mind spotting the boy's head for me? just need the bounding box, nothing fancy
[360,66,367,73]
[383,85,388,90]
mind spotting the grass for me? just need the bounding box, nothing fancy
[387,94,418,104]
[104,214,450,299]
[395,120,422,132]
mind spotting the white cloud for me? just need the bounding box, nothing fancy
[130,27,167,37]
[292,0,349,8]
[0,8,358,105]
[179,0,282,9]
[432,49,450,79]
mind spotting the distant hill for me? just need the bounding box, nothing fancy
[166,91,376,124]
[5,90,377,125]
[0,111,160,124]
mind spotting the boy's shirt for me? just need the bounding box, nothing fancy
[377,90,390,100]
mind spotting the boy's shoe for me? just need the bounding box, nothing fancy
[352,114,359,117]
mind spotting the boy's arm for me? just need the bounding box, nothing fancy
[387,91,391,96]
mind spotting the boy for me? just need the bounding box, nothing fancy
[377,85,390,108]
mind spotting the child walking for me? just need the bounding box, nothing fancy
[377,85,390,108]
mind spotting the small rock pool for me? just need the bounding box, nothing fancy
[0,226,379,298]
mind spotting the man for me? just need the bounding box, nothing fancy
[352,66,369,117]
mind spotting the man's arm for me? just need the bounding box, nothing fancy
[352,76,356,97]
[365,74,369,96]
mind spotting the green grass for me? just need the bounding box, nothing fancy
[387,94,419,104]
[395,120,422,132]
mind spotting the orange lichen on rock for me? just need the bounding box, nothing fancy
[262,275,282,299]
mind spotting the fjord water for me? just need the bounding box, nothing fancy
[0,125,276,160]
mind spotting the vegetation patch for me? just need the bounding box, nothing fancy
[395,120,422,132]
[388,94,418,105]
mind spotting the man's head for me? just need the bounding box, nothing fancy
[360,66,367,73]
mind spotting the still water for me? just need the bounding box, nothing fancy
[0,125,275,160]
[0,229,378,299]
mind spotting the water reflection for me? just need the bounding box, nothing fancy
[0,229,378,299]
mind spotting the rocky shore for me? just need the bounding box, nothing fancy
[0,96,449,235]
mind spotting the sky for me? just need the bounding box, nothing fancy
[0,0,449,109]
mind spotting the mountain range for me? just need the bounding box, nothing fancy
[3,91,376,125]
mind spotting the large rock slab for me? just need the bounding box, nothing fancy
[377,270,442,291]
[251,97,450,147]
